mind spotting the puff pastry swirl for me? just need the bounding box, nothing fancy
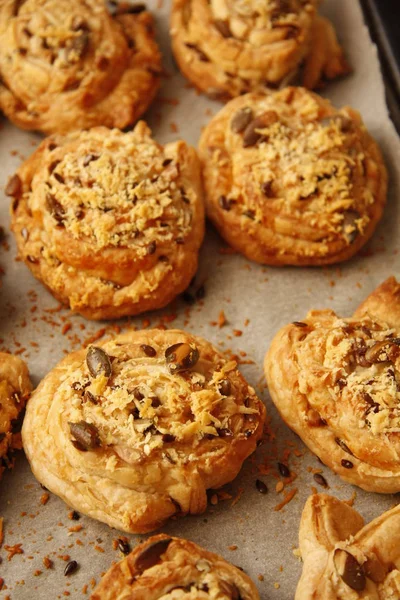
[170,0,349,100]
[0,352,31,481]
[22,329,265,532]
[265,277,400,493]
[296,493,400,599]
[92,534,260,599]
[9,122,205,320]
[198,87,387,266]
[0,0,161,134]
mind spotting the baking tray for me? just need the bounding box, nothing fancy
[1,0,400,598]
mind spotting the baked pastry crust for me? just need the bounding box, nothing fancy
[296,493,400,599]
[22,329,266,533]
[265,277,400,493]
[91,533,260,599]
[170,0,349,100]
[0,0,161,134]
[198,87,387,266]
[0,352,31,481]
[10,122,205,320]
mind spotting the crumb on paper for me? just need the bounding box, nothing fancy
[218,311,227,328]
[274,488,298,512]
[4,543,24,560]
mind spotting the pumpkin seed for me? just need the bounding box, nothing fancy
[86,346,112,379]
[333,549,366,591]
[69,421,100,451]
[165,343,199,373]
[231,107,253,133]
[135,538,172,572]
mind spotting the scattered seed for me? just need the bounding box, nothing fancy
[278,462,290,478]
[151,396,161,408]
[141,344,156,357]
[69,421,100,451]
[117,538,131,554]
[165,343,199,373]
[147,241,157,255]
[83,390,98,404]
[86,346,112,379]
[292,321,307,327]
[133,388,144,401]
[231,107,253,133]
[71,511,80,521]
[313,473,328,488]
[5,174,22,197]
[341,459,354,469]
[64,560,78,576]
[256,479,268,494]
[335,438,353,456]
[218,379,231,396]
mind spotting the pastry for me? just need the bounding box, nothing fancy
[265,277,400,493]
[0,0,161,134]
[9,122,205,320]
[296,493,400,599]
[170,0,349,100]
[0,352,31,481]
[22,329,266,533]
[198,87,387,266]
[91,533,260,599]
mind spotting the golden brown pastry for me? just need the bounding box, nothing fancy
[265,277,400,493]
[198,87,387,266]
[0,352,31,481]
[22,329,266,533]
[296,493,400,599]
[91,533,260,599]
[0,0,161,134]
[9,122,205,320]
[170,0,349,100]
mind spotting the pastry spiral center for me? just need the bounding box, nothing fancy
[45,135,193,251]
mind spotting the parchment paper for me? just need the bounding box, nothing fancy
[1,1,400,598]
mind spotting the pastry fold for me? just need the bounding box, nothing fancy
[0,0,161,134]
[22,329,265,532]
[199,87,387,266]
[171,0,349,100]
[297,493,400,599]
[10,122,205,319]
[92,534,260,599]
[265,277,400,493]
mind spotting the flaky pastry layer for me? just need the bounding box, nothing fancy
[199,87,387,266]
[170,0,349,99]
[92,534,260,599]
[0,0,161,134]
[265,277,400,493]
[296,494,400,599]
[10,122,205,319]
[22,329,266,532]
